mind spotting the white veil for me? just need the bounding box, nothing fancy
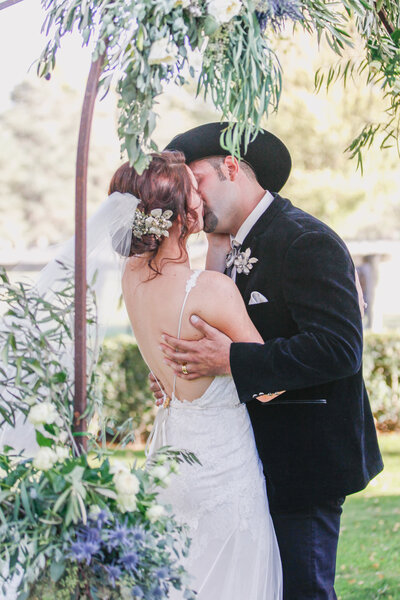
[0,191,140,455]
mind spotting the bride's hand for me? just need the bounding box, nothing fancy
[148,372,166,407]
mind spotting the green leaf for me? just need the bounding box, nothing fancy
[20,480,35,522]
[50,559,66,582]
[391,29,400,46]
[203,15,220,36]
[36,430,53,448]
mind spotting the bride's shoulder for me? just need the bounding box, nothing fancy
[194,270,244,309]
[197,270,238,293]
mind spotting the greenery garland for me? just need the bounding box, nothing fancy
[37,0,399,170]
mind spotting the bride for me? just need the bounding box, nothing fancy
[111,151,282,599]
[0,150,282,599]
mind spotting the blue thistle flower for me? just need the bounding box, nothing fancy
[151,585,164,599]
[94,509,110,528]
[84,526,101,543]
[129,526,146,543]
[132,585,144,598]
[256,0,303,32]
[119,551,139,571]
[105,563,122,588]
[107,522,132,549]
[155,566,169,580]
[69,539,100,564]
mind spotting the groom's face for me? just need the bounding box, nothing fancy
[188,158,239,234]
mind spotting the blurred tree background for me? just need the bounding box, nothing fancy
[0,29,398,253]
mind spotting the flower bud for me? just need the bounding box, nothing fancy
[28,402,58,426]
[146,504,166,522]
[33,447,57,471]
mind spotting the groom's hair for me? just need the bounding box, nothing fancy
[205,156,257,182]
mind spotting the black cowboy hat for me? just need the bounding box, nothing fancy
[164,122,291,192]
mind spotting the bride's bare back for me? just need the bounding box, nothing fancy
[122,258,263,403]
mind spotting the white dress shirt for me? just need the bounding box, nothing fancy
[229,190,274,281]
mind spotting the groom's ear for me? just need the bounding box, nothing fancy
[224,155,240,182]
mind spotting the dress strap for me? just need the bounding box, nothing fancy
[145,270,202,459]
[172,270,202,400]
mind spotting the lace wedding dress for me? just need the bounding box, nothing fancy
[146,270,282,599]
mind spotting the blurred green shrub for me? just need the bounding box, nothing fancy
[98,335,156,443]
[99,332,400,442]
[363,332,400,432]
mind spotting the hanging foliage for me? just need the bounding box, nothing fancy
[37,0,400,170]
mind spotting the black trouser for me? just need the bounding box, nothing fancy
[270,497,345,600]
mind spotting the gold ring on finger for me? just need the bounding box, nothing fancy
[181,363,188,375]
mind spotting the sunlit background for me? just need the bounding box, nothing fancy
[1,0,399,334]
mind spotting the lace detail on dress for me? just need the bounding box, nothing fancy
[185,269,202,293]
[158,374,282,599]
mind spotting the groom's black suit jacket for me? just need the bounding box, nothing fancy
[230,194,383,511]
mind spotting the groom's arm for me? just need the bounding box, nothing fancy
[230,231,363,400]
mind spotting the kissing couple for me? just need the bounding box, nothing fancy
[2,122,383,599]
[115,122,383,599]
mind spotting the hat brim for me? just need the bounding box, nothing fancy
[164,122,291,192]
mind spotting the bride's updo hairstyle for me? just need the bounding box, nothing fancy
[108,151,198,276]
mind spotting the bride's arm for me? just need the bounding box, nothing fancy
[192,273,285,402]
[160,271,285,401]
[195,271,263,344]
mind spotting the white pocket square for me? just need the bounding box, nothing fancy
[248,291,269,305]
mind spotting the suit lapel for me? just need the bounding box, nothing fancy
[235,194,290,295]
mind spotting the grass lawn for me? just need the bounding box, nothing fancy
[336,433,400,600]
[117,435,400,599]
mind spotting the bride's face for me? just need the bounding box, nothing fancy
[186,166,204,234]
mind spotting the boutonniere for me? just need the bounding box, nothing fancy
[234,248,258,275]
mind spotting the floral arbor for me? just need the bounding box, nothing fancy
[2,0,400,437]
[34,0,400,438]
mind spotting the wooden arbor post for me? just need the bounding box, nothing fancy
[73,53,105,451]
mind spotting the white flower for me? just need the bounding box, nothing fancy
[189,48,203,72]
[57,431,69,444]
[169,460,180,475]
[117,494,137,513]
[368,60,381,74]
[55,415,64,428]
[234,247,258,275]
[146,504,166,522]
[148,38,178,66]
[88,505,102,519]
[28,402,58,426]
[393,80,400,94]
[55,446,69,462]
[113,471,140,496]
[0,467,7,479]
[207,0,242,23]
[151,465,171,487]
[110,460,130,475]
[33,447,57,471]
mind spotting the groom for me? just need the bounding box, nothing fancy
[153,123,383,599]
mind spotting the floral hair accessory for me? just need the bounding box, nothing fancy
[132,208,173,240]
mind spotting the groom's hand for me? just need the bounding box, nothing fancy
[160,315,232,379]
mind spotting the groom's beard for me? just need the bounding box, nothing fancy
[203,209,218,233]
